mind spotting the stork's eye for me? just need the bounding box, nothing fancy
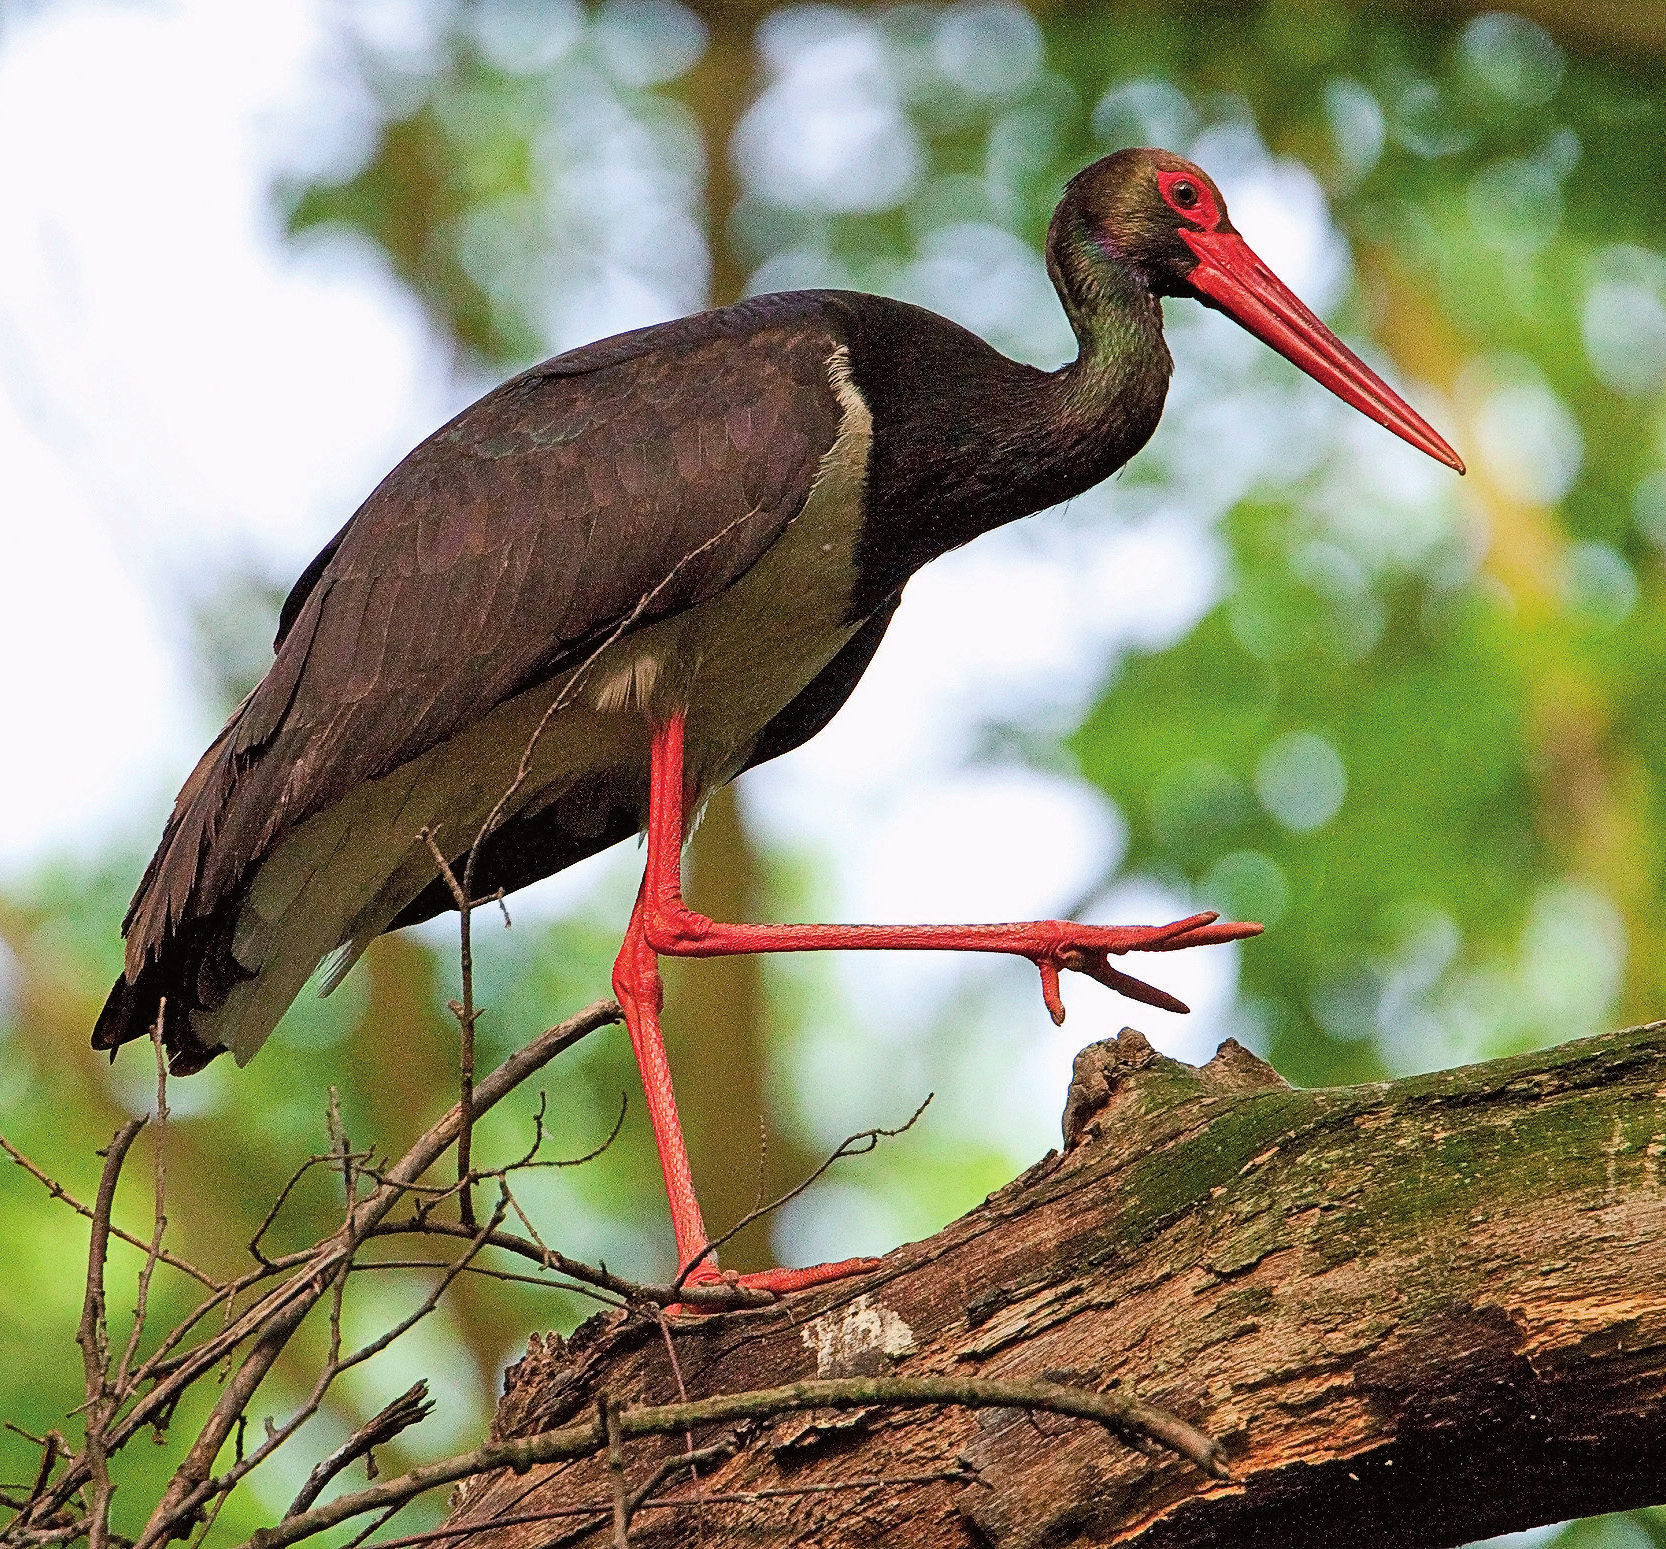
[1157,169,1221,228]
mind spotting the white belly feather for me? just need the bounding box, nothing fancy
[205,351,874,1064]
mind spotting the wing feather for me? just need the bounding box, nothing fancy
[118,298,853,1014]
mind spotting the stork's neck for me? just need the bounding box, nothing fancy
[845,253,1171,612]
[1050,222,1173,443]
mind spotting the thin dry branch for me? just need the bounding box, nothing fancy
[246,1156,334,1270]
[416,830,480,1228]
[674,1096,932,1292]
[330,1439,961,1549]
[15,1000,621,1541]
[0,1139,215,1291]
[134,1096,574,1545]
[116,1027,171,1396]
[285,1383,435,1520]
[76,1119,147,1549]
[237,1374,1226,1549]
[12,1431,66,1525]
[363,1220,642,1306]
[601,1398,626,1549]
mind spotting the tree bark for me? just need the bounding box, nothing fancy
[443,1020,1666,1547]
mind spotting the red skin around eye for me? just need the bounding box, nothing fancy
[1157,168,1222,229]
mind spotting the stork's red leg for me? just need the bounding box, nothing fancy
[611,878,881,1302]
[613,710,1257,1303]
[640,712,1260,1022]
[610,888,710,1272]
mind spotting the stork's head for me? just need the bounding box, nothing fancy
[1050,148,1464,472]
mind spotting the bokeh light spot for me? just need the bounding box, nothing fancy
[1202,849,1289,928]
[932,2,1041,97]
[1471,366,1583,504]
[1092,76,1196,152]
[1562,541,1636,630]
[1255,731,1346,833]
[1461,12,1564,106]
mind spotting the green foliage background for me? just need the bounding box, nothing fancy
[2,1,1665,1543]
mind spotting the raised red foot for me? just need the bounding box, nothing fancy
[671,1255,881,1315]
[1028,912,1263,1025]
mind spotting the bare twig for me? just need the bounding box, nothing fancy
[331,1199,505,1384]
[601,1397,627,1548]
[22,1001,619,1538]
[417,831,480,1229]
[0,1138,215,1290]
[326,1089,357,1218]
[136,1186,509,1546]
[285,1383,434,1519]
[339,1502,407,1549]
[237,1372,1228,1549]
[77,1119,148,1549]
[363,1219,642,1305]
[247,1157,333,1269]
[364,1217,774,1312]
[345,1457,957,1549]
[653,1311,701,1518]
[537,1435,740,1549]
[353,1086,628,1208]
[626,1437,736,1520]
[117,1023,172,1395]
[3,1428,67,1531]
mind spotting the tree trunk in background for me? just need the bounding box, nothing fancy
[444,1021,1666,1547]
[662,6,822,1272]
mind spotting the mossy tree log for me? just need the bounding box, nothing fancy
[443,1021,1666,1547]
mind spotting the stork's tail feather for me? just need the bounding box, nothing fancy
[93,969,228,1074]
[92,918,249,1075]
[91,969,147,1053]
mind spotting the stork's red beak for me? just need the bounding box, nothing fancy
[1181,228,1465,474]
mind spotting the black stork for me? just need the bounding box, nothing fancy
[95,148,1462,1297]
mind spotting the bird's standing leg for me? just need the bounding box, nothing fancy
[612,875,881,1299]
[614,710,1258,1302]
[610,891,709,1273]
[639,712,1260,1020]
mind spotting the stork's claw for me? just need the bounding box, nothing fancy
[1028,912,1263,1023]
[1149,918,1265,952]
[671,1255,882,1315]
[1037,959,1066,1024]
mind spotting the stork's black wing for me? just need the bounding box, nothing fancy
[117,295,855,992]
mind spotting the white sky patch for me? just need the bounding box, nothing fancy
[737,9,922,213]
[0,388,193,870]
[1,5,394,568]
[0,0,442,866]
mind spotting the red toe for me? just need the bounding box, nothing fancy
[671,1255,881,1314]
[733,1255,881,1295]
